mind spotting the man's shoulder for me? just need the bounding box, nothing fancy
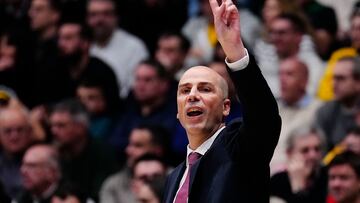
[222,118,243,134]
[102,168,130,189]
[318,100,340,114]
[114,29,147,49]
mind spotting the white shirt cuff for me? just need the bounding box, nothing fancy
[225,48,250,71]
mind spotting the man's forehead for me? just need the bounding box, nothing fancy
[179,66,221,84]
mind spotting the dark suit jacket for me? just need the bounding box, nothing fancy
[163,56,281,203]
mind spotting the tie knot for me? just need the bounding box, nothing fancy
[188,152,201,166]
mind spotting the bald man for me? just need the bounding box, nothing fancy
[271,58,323,173]
[163,0,281,202]
[18,144,61,203]
[0,107,33,199]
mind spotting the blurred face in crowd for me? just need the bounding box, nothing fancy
[28,0,59,31]
[132,160,166,194]
[328,164,360,203]
[155,36,186,74]
[262,0,281,28]
[77,86,106,115]
[87,0,117,42]
[270,18,302,58]
[125,129,159,167]
[0,108,31,155]
[200,0,213,20]
[350,16,360,49]
[50,111,85,147]
[0,35,16,70]
[51,195,81,203]
[21,146,59,196]
[333,60,360,102]
[341,133,360,155]
[177,66,230,142]
[279,58,308,105]
[288,133,322,171]
[58,24,83,56]
[137,184,159,203]
[133,64,168,104]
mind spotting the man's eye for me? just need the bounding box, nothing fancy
[181,89,190,94]
[201,87,211,92]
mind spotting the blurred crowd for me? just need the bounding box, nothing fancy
[0,0,360,203]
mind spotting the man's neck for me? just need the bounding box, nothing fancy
[188,123,225,150]
[140,96,166,116]
[283,92,306,106]
[61,135,88,158]
[38,25,57,41]
[278,48,298,60]
[95,31,114,48]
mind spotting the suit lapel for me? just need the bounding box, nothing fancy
[165,162,186,203]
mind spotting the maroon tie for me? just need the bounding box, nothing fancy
[174,152,201,203]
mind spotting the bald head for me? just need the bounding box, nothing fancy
[279,58,308,104]
[0,107,32,154]
[24,144,59,169]
[180,66,229,99]
[21,144,61,196]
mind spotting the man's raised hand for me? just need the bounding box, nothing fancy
[208,0,245,62]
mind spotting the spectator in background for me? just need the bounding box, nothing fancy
[136,176,167,203]
[318,8,360,101]
[0,30,33,105]
[155,31,191,81]
[87,0,149,98]
[117,59,180,148]
[271,58,323,173]
[76,77,123,149]
[49,99,118,201]
[261,0,300,32]
[28,0,72,107]
[130,154,167,196]
[316,57,360,149]
[0,107,33,199]
[296,0,341,61]
[100,124,169,203]
[51,183,88,203]
[270,127,328,203]
[328,151,360,203]
[57,21,120,97]
[255,13,324,98]
[17,144,61,203]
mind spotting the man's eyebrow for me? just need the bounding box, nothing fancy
[178,83,191,88]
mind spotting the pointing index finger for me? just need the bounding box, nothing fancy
[208,0,220,13]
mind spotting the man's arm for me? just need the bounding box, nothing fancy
[209,0,245,62]
[209,0,281,160]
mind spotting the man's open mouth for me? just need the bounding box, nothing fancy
[186,108,203,117]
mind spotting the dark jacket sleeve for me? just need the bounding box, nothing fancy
[227,54,281,163]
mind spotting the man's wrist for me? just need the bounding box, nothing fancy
[225,48,249,71]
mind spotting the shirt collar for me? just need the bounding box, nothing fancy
[186,126,225,166]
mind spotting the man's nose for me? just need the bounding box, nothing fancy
[187,88,199,102]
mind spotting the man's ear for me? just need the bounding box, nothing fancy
[223,99,231,116]
[176,113,179,119]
